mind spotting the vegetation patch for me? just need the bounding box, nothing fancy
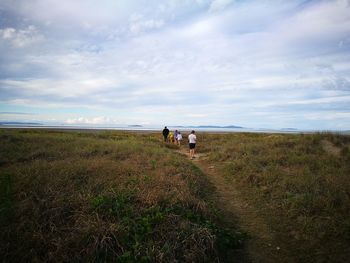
[0,129,243,262]
[199,132,350,262]
[0,173,14,225]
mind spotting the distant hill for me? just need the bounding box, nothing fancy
[170,125,243,129]
[281,128,298,131]
[0,121,42,125]
[222,125,243,129]
[197,125,243,129]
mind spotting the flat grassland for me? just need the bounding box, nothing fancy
[199,132,350,262]
[1,129,350,262]
[0,129,242,262]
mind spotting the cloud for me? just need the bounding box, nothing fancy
[0,25,44,47]
[65,116,113,125]
[186,113,209,118]
[209,0,233,12]
[129,14,164,35]
[322,76,350,91]
[0,0,350,129]
[304,112,350,121]
[0,111,35,115]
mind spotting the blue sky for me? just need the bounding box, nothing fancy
[0,0,350,130]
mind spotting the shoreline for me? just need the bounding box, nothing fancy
[1,126,349,135]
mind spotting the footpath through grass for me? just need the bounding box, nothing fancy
[199,132,350,262]
[0,129,243,262]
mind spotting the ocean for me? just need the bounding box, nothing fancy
[1,124,346,134]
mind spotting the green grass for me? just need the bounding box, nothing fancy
[3,129,348,262]
[199,132,350,262]
[0,129,243,262]
[0,173,14,224]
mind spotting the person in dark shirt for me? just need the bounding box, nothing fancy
[162,126,169,142]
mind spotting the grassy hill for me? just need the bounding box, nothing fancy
[0,129,243,262]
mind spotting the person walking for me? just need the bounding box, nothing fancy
[162,126,169,142]
[169,131,174,143]
[177,131,183,146]
[188,130,196,159]
[174,130,179,144]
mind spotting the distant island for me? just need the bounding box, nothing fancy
[0,121,43,126]
[128,125,143,127]
[281,128,298,131]
[170,125,243,129]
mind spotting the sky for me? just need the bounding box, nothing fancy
[0,0,350,130]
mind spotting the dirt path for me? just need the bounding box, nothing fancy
[176,148,292,263]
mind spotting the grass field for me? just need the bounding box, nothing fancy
[1,129,350,262]
[199,132,350,262]
[0,129,243,262]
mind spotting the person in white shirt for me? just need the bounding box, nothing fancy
[177,131,183,146]
[188,130,197,159]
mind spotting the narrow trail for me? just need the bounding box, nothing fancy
[175,148,292,263]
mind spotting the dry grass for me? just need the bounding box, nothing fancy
[4,129,348,262]
[198,132,350,262]
[0,129,243,262]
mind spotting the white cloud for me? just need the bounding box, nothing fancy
[0,76,116,98]
[304,112,350,121]
[186,113,209,118]
[65,116,113,125]
[129,14,164,35]
[0,25,44,47]
[209,0,233,12]
[0,0,350,129]
[1,28,16,39]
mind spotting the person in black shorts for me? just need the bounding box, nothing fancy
[188,130,197,159]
